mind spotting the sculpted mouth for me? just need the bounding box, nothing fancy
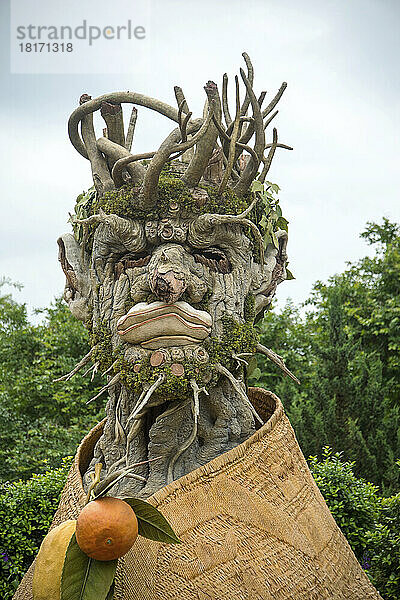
[116,301,212,350]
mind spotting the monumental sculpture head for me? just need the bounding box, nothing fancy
[57,54,292,496]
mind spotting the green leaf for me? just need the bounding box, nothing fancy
[246,356,258,376]
[259,215,268,229]
[251,367,262,380]
[277,216,289,232]
[61,533,117,600]
[271,230,279,249]
[250,180,264,193]
[123,498,181,544]
[263,234,272,249]
[286,268,295,280]
[262,190,274,203]
[276,204,282,218]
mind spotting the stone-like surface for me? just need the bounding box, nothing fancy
[58,200,288,497]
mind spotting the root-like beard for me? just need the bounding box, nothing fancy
[83,375,256,499]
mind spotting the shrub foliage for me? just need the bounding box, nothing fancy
[0,459,70,599]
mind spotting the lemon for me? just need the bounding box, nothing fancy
[32,519,76,600]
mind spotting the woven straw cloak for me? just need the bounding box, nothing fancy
[13,388,381,599]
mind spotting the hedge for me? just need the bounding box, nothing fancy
[0,458,70,599]
[0,451,399,600]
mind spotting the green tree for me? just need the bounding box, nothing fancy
[257,219,400,494]
[0,282,105,482]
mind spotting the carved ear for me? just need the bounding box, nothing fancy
[251,230,288,318]
[57,234,91,322]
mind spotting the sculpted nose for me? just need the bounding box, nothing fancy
[150,270,186,303]
[149,245,188,303]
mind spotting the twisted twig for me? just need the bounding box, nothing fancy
[256,343,300,385]
[215,363,263,425]
[167,380,207,483]
[93,456,162,498]
[126,374,166,426]
[259,128,293,183]
[86,372,121,405]
[53,348,93,382]
[125,106,137,151]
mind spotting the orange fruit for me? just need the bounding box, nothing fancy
[75,497,138,561]
[33,519,76,600]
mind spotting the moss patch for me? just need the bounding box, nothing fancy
[88,314,259,401]
[72,174,263,261]
[90,323,116,372]
[115,354,213,401]
[93,185,149,221]
[244,293,256,322]
[75,175,254,223]
[206,317,258,370]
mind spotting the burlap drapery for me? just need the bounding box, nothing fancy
[14,388,381,599]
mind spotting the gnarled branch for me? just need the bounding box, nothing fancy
[256,342,300,385]
[100,101,125,149]
[182,81,222,187]
[111,152,156,188]
[218,76,241,193]
[79,94,114,195]
[232,68,265,196]
[96,137,145,185]
[69,91,180,159]
[140,113,212,207]
[125,106,137,152]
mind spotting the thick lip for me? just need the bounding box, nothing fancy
[117,301,212,330]
[116,301,212,348]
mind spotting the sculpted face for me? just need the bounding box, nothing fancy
[58,183,288,397]
[57,54,291,495]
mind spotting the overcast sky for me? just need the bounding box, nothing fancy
[0,0,399,320]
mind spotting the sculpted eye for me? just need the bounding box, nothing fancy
[114,252,151,278]
[192,247,232,274]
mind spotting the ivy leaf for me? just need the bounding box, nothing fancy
[259,215,268,229]
[123,498,181,544]
[250,180,264,193]
[271,230,279,249]
[262,190,274,203]
[260,194,271,210]
[61,534,117,600]
[250,367,262,380]
[286,268,295,280]
[277,216,289,232]
[246,356,258,376]
[263,234,272,249]
[276,204,282,218]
